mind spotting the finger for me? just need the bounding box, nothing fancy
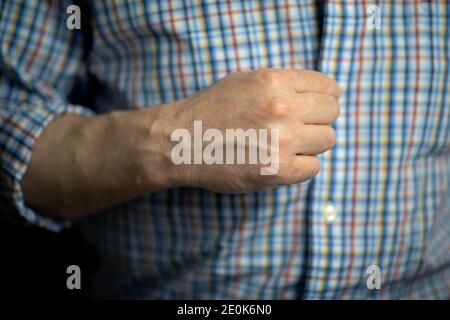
[294,125,337,155]
[291,92,340,125]
[286,69,341,99]
[276,155,321,185]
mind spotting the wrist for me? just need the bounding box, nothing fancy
[127,104,184,192]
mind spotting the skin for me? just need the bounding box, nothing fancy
[21,68,341,220]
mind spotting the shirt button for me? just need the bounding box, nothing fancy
[323,202,338,223]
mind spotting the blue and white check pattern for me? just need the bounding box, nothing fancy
[0,0,449,299]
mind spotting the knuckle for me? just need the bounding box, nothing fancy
[323,127,337,148]
[259,69,284,86]
[325,79,341,98]
[309,159,321,177]
[301,157,321,180]
[266,96,289,117]
[281,157,321,183]
[330,99,340,120]
[322,94,340,121]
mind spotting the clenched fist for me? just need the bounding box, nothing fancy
[21,68,340,218]
[154,68,341,193]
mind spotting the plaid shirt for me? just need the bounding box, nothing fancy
[1,0,449,299]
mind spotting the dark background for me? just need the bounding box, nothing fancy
[0,221,97,299]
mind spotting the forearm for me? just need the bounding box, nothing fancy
[21,106,176,220]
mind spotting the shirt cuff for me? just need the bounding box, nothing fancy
[0,102,95,232]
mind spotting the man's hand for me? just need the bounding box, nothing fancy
[156,68,341,193]
[21,68,340,219]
